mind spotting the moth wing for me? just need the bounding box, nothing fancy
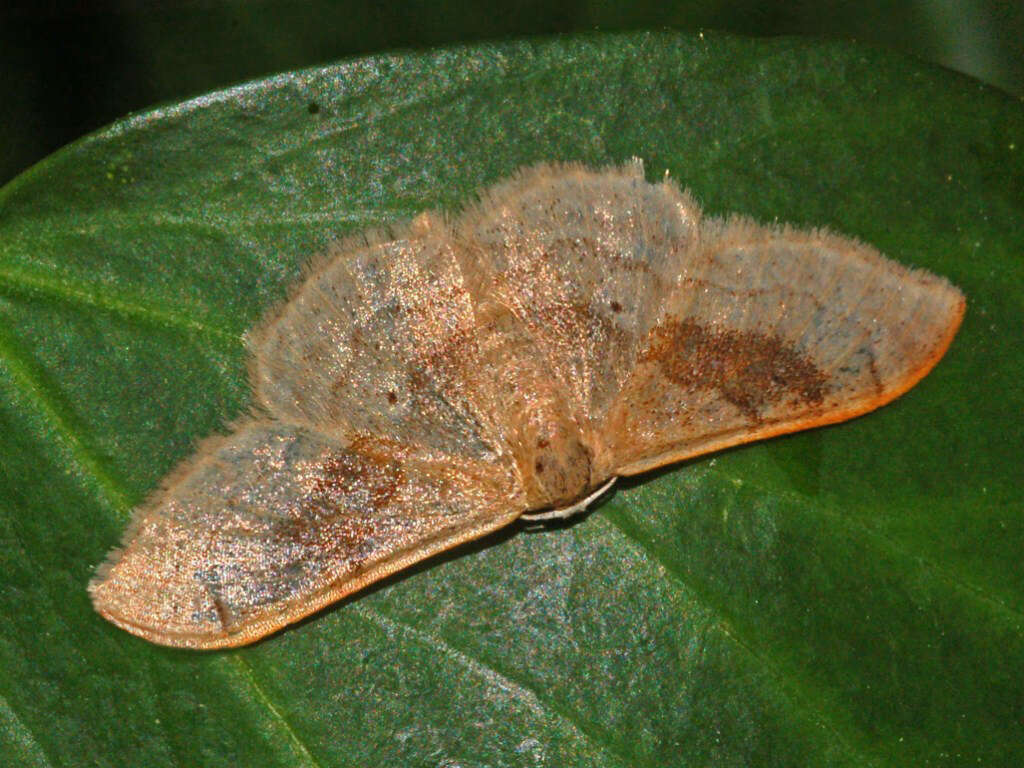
[455,161,700,422]
[604,218,966,475]
[89,421,524,648]
[250,218,499,460]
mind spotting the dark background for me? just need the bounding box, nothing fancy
[2,0,1021,187]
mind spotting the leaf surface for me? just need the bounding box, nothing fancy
[0,32,1021,767]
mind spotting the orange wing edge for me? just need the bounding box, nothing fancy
[90,507,522,650]
[615,291,966,477]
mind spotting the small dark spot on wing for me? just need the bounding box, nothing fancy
[209,591,233,631]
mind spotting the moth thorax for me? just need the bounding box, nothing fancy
[523,418,594,511]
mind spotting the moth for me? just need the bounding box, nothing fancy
[90,161,965,648]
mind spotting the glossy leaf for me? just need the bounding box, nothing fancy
[0,32,1021,767]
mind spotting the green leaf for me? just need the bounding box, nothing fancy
[1,31,1021,767]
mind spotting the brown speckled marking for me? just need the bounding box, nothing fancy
[285,449,408,558]
[645,317,827,423]
[312,450,403,512]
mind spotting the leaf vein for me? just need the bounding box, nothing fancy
[0,689,56,768]
[354,604,633,768]
[0,327,131,513]
[0,264,237,345]
[712,466,1024,627]
[601,513,878,767]
[227,656,325,768]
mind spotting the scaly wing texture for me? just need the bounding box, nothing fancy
[92,216,536,647]
[455,161,700,428]
[249,216,500,461]
[91,163,965,648]
[604,217,966,475]
[90,421,523,648]
[250,210,586,508]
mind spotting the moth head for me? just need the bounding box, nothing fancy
[523,420,594,511]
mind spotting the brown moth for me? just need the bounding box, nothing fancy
[89,161,965,649]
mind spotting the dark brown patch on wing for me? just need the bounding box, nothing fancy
[277,506,383,557]
[644,317,827,423]
[274,448,407,557]
[311,450,404,512]
[266,448,409,573]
